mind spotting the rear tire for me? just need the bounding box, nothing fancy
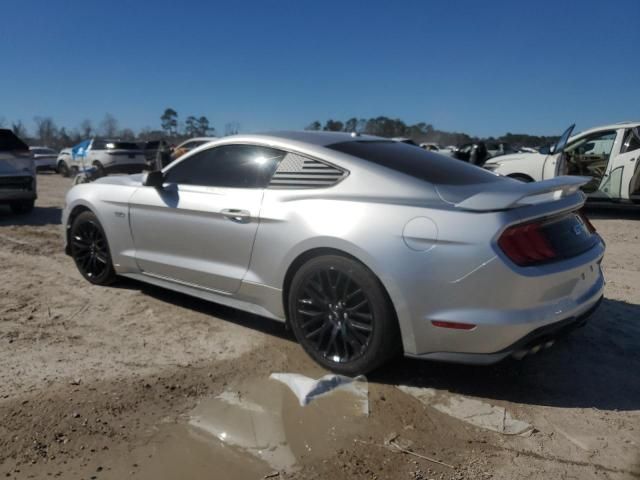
[58,161,70,177]
[93,161,106,177]
[9,200,35,215]
[288,255,401,375]
[69,211,117,285]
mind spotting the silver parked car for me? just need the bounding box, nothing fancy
[62,132,605,374]
[30,146,58,171]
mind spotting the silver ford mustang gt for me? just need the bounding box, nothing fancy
[62,132,605,374]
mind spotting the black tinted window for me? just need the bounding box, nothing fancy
[328,141,500,185]
[165,144,285,188]
[0,129,29,151]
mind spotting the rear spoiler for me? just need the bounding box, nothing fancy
[454,176,590,211]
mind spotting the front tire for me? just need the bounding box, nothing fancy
[69,211,116,285]
[288,255,401,375]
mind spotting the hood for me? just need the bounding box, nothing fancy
[0,155,34,175]
[484,152,545,165]
[93,173,144,187]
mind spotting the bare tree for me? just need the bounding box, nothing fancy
[224,122,240,136]
[100,114,118,137]
[11,120,28,139]
[120,128,136,140]
[34,116,58,146]
[80,119,94,138]
[0,117,6,128]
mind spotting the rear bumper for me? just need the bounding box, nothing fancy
[0,176,37,202]
[0,191,37,203]
[35,159,57,170]
[408,290,603,365]
[406,264,604,365]
[400,232,605,363]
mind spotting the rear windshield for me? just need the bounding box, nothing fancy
[0,129,29,152]
[327,140,500,185]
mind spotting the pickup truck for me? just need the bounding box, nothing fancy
[484,122,640,204]
[0,129,36,214]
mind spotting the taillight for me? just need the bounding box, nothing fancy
[498,221,558,266]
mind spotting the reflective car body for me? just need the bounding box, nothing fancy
[62,132,605,365]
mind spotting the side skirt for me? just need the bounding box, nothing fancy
[120,272,285,323]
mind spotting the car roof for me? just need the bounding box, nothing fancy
[251,131,383,146]
[575,121,640,138]
[179,137,217,144]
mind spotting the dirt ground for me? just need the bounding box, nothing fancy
[1,173,639,479]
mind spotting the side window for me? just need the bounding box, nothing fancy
[566,131,616,158]
[91,139,106,150]
[164,144,284,188]
[621,128,640,154]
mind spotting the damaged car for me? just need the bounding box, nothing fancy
[484,122,640,204]
[62,132,605,374]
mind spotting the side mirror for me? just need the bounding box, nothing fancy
[143,170,164,188]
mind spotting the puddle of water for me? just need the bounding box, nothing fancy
[105,377,367,479]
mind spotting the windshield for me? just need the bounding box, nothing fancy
[327,140,501,185]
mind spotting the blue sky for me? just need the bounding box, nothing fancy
[0,0,638,137]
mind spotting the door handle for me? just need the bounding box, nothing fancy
[221,208,251,223]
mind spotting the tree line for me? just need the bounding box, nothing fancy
[0,108,234,150]
[306,116,559,148]
[0,110,558,151]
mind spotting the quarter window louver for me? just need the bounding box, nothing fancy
[269,153,345,188]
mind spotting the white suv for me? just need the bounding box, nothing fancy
[57,138,146,177]
[484,122,640,204]
[0,129,36,214]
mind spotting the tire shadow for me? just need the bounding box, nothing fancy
[110,276,295,342]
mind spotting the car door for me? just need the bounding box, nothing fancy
[542,124,574,179]
[612,127,640,201]
[128,144,284,294]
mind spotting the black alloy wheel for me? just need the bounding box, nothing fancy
[288,255,401,375]
[70,211,116,285]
